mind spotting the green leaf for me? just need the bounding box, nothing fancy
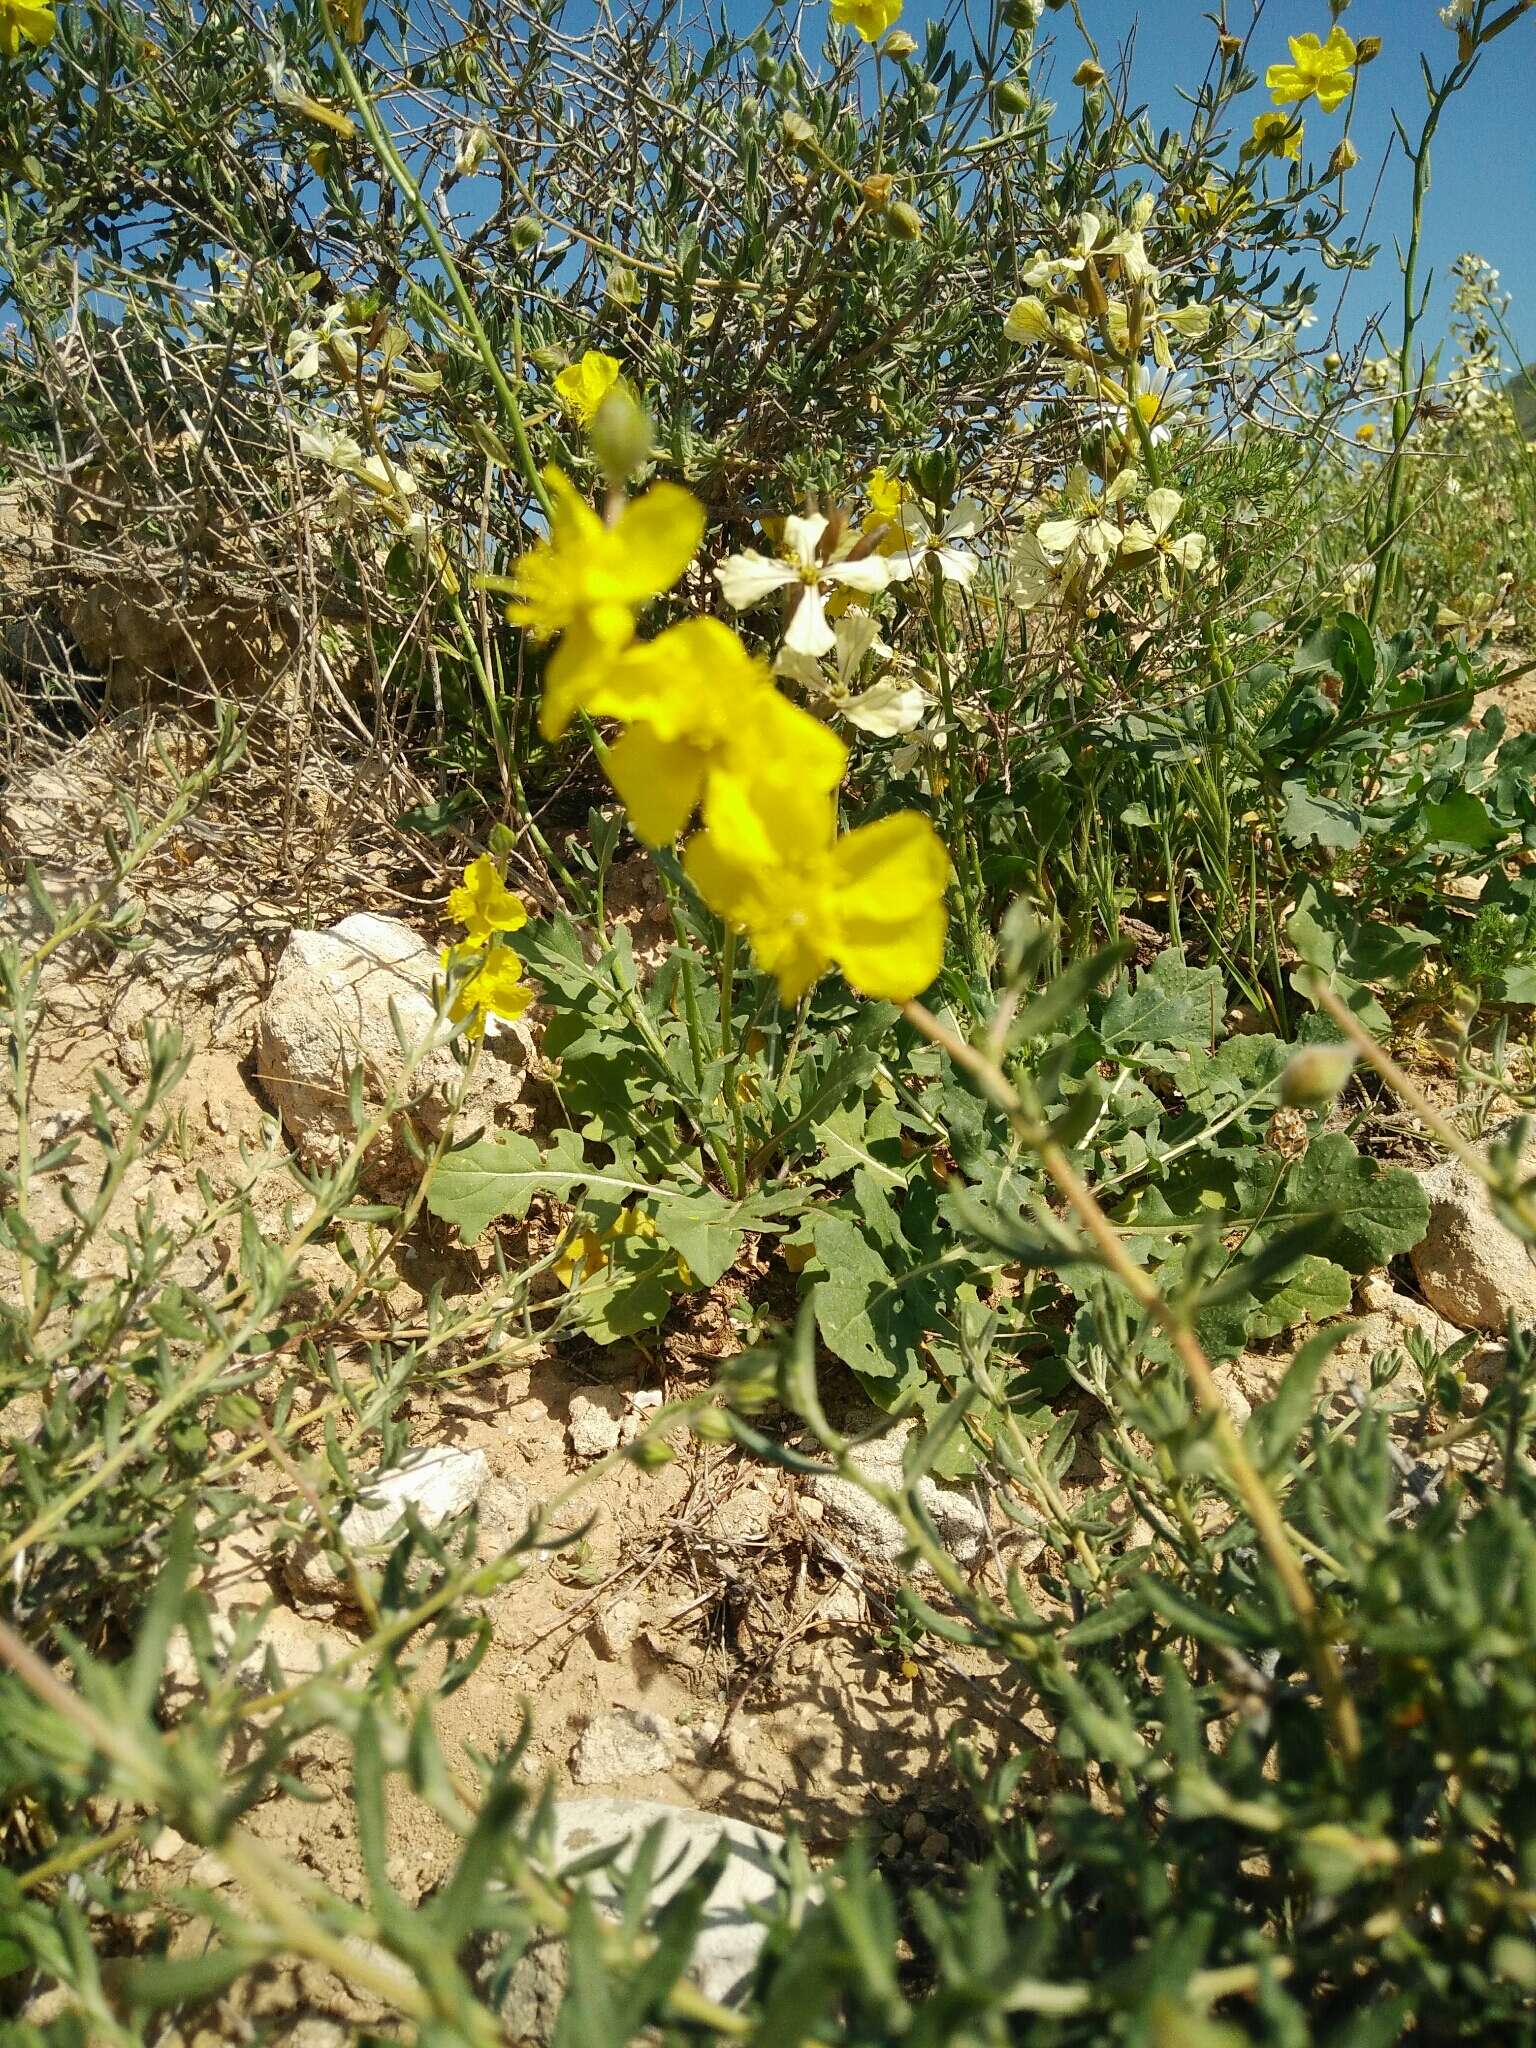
[1421,789,1501,852]
[810,1215,929,1383]
[1242,1253,1353,1341]
[651,1188,788,1288]
[427,1130,699,1242]
[1280,780,1363,850]
[1100,949,1224,1058]
[812,1099,906,1186]
[1261,1133,1429,1273]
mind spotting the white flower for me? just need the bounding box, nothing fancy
[297,423,417,507]
[1022,211,1158,298]
[1009,527,1070,611]
[715,514,891,659]
[776,613,933,735]
[1033,465,1133,578]
[1124,365,1193,445]
[1119,487,1207,585]
[285,303,363,382]
[449,124,492,179]
[886,497,983,586]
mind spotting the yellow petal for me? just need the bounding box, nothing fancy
[538,612,635,739]
[830,812,949,1000]
[608,483,705,605]
[603,723,708,845]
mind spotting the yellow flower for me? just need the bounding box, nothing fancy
[865,468,907,525]
[684,777,949,1005]
[830,0,902,41]
[1266,27,1356,113]
[553,350,623,425]
[588,618,847,846]
[863,468,912,554]
[0,0,55,56]
[447,855,528,943]
[443,939,534,1033]
[1249,111,1304,161]
[505,468,704,740]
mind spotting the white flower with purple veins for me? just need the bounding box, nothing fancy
[886,497,984,586]
[715,514,891,659]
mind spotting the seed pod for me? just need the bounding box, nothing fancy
[1326,138,1359,176]
[1355,34,1381,63]
[888,200,924,241]
[509,216,542,251]
[884,27,917,56]
[994,78,1032,114]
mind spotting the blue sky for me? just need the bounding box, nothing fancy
[972,0,1536,362]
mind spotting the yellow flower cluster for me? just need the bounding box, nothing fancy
[441,855,533,1032]
[1250,26,1358,158]
[505,466,949,1005]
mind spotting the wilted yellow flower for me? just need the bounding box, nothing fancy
[448,855,528,943]
[505,468,704,739]
[0,0,55,55]
[553,350,623,425]
[1266,26,1356,113]
[830,0,902,42]
[443,939,534,1032]
[1250,111,1304,160]
[587,618,847,846]
[684,778,948,1004]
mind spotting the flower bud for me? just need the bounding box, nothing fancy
[781,109,816,147]
[1355,34,1381,63]
[605,263,643,307]
[1326,138,1358,176]
[509,216,542,252]
[690,1406,735,1443]
[625,1435,675,1470]
[888,200,924,241]
[1072,58,1106,86]
[860,171,894,209]
[1278,1045,1357,1108]
[589,386,653,487]
[884,27,917,56]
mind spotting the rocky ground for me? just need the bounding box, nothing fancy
[3,700,1534,2043]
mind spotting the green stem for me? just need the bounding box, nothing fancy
[317,1,549,517]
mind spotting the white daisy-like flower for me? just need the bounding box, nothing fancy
[886,497,984,586]
[715,514,892,659]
